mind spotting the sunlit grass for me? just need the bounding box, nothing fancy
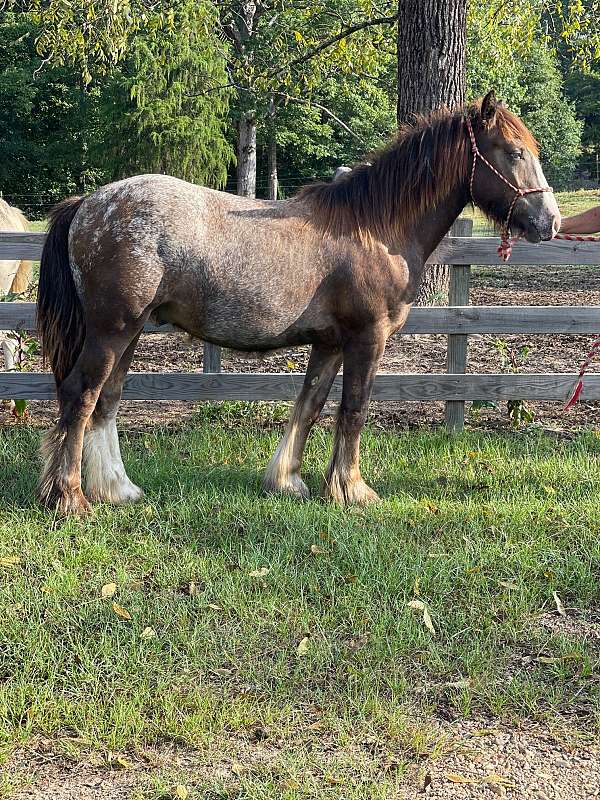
[1,407,599,773]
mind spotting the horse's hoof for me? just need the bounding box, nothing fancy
[263,472,310,500]
[323,478,380,507]
[40,486,92,516]
[87,479,144,505]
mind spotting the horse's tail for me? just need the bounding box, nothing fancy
[37,196,86,386]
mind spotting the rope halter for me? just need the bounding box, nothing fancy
[465,116,554,261]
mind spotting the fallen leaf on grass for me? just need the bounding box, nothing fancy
[173,785,188,800]
[445,772,477,784]
[248,567,269,578]
[0,556,20,567]
[310,544,322,555]
[498,580,518,590]
[231,762,248,776]
[325,774,343,785]
[207,603,222,610]
[140,627,156,639]
[553,591,567,617]
[297,636,310,656]
[101,582,117,599]
[408,600,436,635]
[112,602,132,620]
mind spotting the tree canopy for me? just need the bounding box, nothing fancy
[0,0,598,212]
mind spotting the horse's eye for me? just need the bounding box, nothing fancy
[510,149,523,161]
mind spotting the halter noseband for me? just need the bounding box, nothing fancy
[465,116,553,261]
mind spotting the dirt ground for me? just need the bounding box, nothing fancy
[6,714,600,799]
[3,263,600,433]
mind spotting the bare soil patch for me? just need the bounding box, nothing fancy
[5,717,599,799]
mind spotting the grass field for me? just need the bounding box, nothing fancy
[1,406,599,796]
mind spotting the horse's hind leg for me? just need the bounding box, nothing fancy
[323,331,385,506]
[39,333,131,514]
[82,335,143,504]
[264,345,342,499]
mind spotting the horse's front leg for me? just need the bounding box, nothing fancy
[323,331,385,506]
[264,345,342,499]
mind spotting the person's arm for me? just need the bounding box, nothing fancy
[559,205,600,235]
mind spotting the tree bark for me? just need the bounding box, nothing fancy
[237,112,257,197]
[267,127,278,200]
[397,0,467,305]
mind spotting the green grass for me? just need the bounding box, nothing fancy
[1,406,599,783]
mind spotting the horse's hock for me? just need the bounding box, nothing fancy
[2,223,600,433]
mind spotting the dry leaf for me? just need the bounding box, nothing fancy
[310,544,322,555]
[188,580,200,596]
[413,577,421,596]
[174,784,189,800]
[498,580,518,590]
[231,762,247,776]
[207,603,222,610]
[484,773,514,787]
[297,636,310,656]
[445,772,477,784]
[112,602,132,620]
[101,582,117,599]
[408,600,436,635]
[553,591,567,616]
[141,627,156,639]
[422,606,436,635]
[0,556,20,567]
[248,567,269,578]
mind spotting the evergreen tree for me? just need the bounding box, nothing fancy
[99,0,234,187]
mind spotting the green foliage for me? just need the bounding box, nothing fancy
[519,46,583,188]
[266,60,396,194]
[99,0,234,186]
[565,70,600,150]
[468,16,582,189]
[0,13,107,214]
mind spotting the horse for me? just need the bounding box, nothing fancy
[0,198,32,372]
[36,91,560,514]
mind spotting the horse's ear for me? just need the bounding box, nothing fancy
[481,90,498,126]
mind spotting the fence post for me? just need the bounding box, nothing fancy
[445,217,473,433]
[203,343,222,373]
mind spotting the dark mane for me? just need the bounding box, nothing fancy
[296,101,539,245]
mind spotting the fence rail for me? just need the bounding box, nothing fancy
[1,226,599,431]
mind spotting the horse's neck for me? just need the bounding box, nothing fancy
[411,182,470,262]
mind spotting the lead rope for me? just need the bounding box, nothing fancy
[464,116,600,408]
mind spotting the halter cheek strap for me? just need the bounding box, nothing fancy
[465,116,553,261]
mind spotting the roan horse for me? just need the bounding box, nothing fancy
[37,92,560,514]
[1,199,32,372]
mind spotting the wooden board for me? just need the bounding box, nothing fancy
[1,371,598,402]
[1,303,599,335]
[430,236,600,266]
[2,231,600,266]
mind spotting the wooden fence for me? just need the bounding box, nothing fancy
[1,220,600,432]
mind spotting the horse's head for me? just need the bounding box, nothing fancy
[468,91,560,243]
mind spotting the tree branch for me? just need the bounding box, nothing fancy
[194,10,399,96]
[264,11,399,81]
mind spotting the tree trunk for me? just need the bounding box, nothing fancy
[237,112,257,198]
[397,0,467,305]
[267,127,278,200]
